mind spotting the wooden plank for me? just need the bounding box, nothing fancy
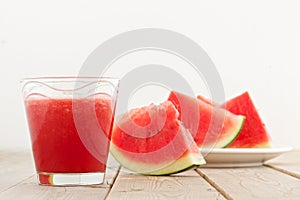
[0,149,35,192]
[265,151,300,179]
[0,152,120,200]
[196,166,300,200]
[106,168,225,200]
[0,176,109,200]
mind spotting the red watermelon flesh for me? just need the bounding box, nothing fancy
[110,101,205,175]
[197,95,215,106]
[168,91,245,148]
[223,92,272,148]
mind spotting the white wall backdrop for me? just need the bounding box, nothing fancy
[0,0,299,149]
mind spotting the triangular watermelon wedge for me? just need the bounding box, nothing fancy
[110,101,205,175]
[197,92,272,148]
[168,91,245,148]
[223,92,272,148]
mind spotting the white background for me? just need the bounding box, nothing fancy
[0,0,299,149]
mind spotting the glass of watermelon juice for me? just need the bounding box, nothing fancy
[22,77,119,186]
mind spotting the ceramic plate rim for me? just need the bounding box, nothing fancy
[199,146,294,167]
[200,145,293,154]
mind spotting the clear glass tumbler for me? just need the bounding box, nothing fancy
[22,77,119,186]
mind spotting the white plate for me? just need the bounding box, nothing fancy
[200,146,293,167]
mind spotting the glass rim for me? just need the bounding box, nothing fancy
[21,76,120,83]
[21,76,120,97]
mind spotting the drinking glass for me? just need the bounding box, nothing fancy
[22,77,119,186]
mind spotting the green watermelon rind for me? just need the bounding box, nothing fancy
[223,116,245,148]
[110,143,206,175]
[200,115,245,148]
[143,152,206,176]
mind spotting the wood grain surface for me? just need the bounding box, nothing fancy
[106,169,225,200]
[0,149,299,200]
[265,151,300,179]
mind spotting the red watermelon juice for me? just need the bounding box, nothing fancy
[25,96,114,185]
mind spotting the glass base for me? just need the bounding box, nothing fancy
[37,172,105,186]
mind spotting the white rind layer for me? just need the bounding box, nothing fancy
[110,143,205,175]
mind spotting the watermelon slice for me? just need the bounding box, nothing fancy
[223,92,272,148]
[196,95,215,106]
[168,91,245,148]
[110,101,205,175]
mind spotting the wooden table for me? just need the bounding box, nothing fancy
[0,149,299,200]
